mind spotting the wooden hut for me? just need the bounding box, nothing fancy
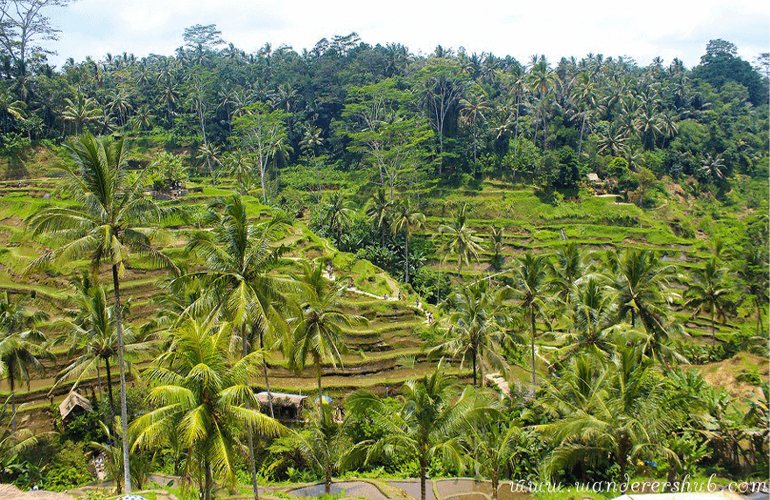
[256,392,307,422]
[58,391,93,422]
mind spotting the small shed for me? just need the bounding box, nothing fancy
[587,172,602,184]
[59,391,93,422]
[256,392,307,422]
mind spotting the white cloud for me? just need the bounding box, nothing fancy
[45,0,769,68]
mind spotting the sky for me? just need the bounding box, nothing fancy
[45,0,770,69]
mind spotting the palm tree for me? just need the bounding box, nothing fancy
[538,344,681,490]
[488,225,504,271]
[52,284,151,422]
[182,194,292,500]
[322,192,354,243]
[289,262,366,414]
[0,292,47,432]
[470,417,527,500]
[300,126,325,210]
[223,150,252,195]
[0,87,25,134]
[435,280,509,387]
[347,362,478,500]
[438,204,484,275]
[62,91,101,135]
[735,245,769,336]
[699,153,727,183]
[554,277,619,361]
[0,398,38,483]
[548,242,584,330]
[684,258,731,335]
[511,253,549,389]
[26,134,178,493]
[459,89,490,168]
[269,404,348,495]
[365,188,393,246]
[603,249,676,364]
[390,198,425,283]
[131,318,284,500]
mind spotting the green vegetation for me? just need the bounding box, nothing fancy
[0,7,767,499]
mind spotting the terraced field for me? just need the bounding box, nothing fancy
[0,171,765,430]
[0,176,469,430]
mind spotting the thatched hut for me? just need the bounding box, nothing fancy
[256,392,307,422]
[58,391,93,422]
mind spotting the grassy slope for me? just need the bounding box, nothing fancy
[0,146,767,427]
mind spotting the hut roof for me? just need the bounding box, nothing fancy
[587,172,601,182]
[58,391,93,420]
[256,392,307,409]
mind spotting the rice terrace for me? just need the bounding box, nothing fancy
[0,1,768,499]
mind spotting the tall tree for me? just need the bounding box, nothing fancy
[684,258,731,335]
[131,318,283,500]
[26,134,178,493]
[182,194,292,500]
[0,291,47,431]
[511,253,549,389]
[348,362,479,500]
[52,284,151,422]
[234,102,289,204]
[0,0,72,100]
[289,262,366,413]
[435,280,509,387]
[390,198,425,284]
[438,203,484,274]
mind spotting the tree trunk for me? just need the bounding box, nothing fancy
[242,325,260,500]
[10,379,15,433]
[111,264,132,494]
[96,362,104,408]
[492,476,499,500]
[420,457,427,500]
[756,298,764,336]
[259,330,275,418]
[472,352,477,388]
[404,230,410,283]
[530,309,537,389]
[105,357,116,424]
[204,457,213,500]
[325,466,332,494]
[316,362,324,420]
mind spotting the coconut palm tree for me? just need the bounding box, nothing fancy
[347,362,479,500]
[390,198,425,283]
[52,284,152,422]
[488,225,505,271]
[735,245,769,336]
[554,277,619,361]
[438,204,484,275]
[26,133,179,493]
[131,318,284,500]
[511,253,549,389]
[62,91,101,135]
[0,398,38,483]
[548,242,584,330]
[0,292,47,432]
[182,194,292,500]
[538,344,681,490]
[470,416,527,500]
[323,192,354,243]
[269,403,348,495]
[434,280,510,387]
[602,249,677,364]
[365,188,393,246]
[289,262,366,414]
[684,258,731,335]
